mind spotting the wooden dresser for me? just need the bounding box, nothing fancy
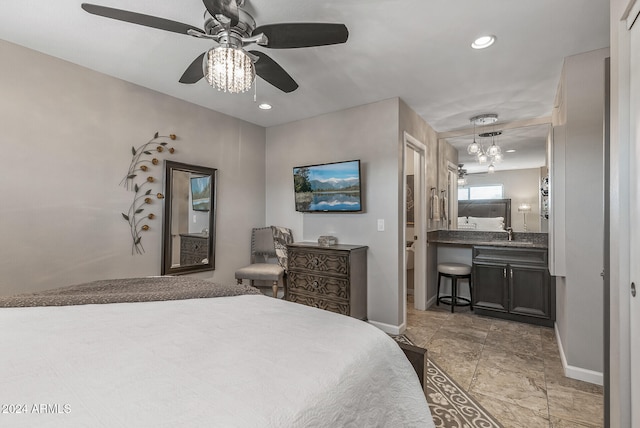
[286,243,368,320]
[179,233,209,265]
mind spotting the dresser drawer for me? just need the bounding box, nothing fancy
[287,291,349,316]
[288,249,349,276]
[288,271,349,300]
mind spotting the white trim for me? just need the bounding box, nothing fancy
[369,319,405,335]
[426,294,438,308]
[403,132,428,317]
[554,323,604,386]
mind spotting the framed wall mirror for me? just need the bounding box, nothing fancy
[444,122,551,232]
[161,160,217,275]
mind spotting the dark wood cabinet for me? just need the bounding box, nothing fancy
[286,243,368,320]
[473,262,509,312]
[179,234,209,266]
[472,246,554,327]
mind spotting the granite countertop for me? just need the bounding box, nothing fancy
[427,230,548,249]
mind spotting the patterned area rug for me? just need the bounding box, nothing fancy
[392,334,503,428]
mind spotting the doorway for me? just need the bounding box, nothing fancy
[403,132,427,329]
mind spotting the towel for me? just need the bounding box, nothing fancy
[441,194,448,220]
[431,193,440,219]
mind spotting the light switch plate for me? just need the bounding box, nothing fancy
[377,219,385,231]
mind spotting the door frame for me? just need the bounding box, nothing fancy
[609,0,637,425]
[402,132,428,326]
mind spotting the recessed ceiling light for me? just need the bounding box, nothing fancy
[471,35,496,50]
[258,103,272,110]
[506,149,516,153]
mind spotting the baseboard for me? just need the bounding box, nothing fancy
[369,319,404,335]
[426,294,437,308]
[554,323,603,386]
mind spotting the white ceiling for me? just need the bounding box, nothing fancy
[0,0,609,135]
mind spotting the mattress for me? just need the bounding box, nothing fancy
[0,293,433,427]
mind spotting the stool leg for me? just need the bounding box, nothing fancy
[469,276,473,310]
[436,272,442,306]
[236,278,242,285]
[272,281,279,298]
[451,276,457,313]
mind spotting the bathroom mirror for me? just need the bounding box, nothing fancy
[161,160,217,275]
[445,122,550,232]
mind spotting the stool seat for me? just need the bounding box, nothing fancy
[437,262,473,313]
[437,263,471,276]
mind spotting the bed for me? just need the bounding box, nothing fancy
[457,198,511,231]
[0,277,433,428]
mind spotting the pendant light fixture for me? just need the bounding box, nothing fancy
[466,114,505,172]
[467,119,480,155]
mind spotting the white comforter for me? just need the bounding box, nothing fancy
[0,294,433,427]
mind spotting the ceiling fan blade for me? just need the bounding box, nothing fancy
[179,52,206,84]
[253,23,348,49]
[202,0,239,27]
[81,3,204,36]
[248,51,298,93]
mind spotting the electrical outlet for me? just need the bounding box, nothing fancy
[377,219,385,231]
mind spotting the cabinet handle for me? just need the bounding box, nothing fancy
[510,269,513,280]
[503,268,507,278]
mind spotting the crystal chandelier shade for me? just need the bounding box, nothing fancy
[205,46,255,93]
[465,114,504,173]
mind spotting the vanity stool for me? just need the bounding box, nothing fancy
[436,263,473,313]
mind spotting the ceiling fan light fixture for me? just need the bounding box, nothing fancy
[258,103,272,110]
[205,46,255,93]
[471,35,496,50]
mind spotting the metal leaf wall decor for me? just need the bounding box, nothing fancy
[121,132,176,254]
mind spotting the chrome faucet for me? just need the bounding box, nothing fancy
[507,227,513,241]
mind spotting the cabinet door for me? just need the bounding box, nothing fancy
[509,264,550,318]
[472,262,508,312]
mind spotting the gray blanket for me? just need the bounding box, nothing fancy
[0,277,261,308]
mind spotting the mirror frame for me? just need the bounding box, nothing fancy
[161,160,217,276]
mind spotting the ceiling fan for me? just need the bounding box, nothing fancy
[81,0,349,93]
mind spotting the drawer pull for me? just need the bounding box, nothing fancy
[312,280,319,288]
[311,257,320,266]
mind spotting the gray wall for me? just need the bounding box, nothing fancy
[398,100,440,312]
[265,98,402,327]
[265,98,438,328]
[0,40,266,296]
[553,47,609,377]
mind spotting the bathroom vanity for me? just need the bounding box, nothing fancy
[428,230,554,327]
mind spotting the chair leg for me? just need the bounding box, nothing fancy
[451,276,457,313]
[436,272,442,306]
[468,276,473,310]
[272,281,279,298]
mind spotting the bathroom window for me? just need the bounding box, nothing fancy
[458,185,503,201]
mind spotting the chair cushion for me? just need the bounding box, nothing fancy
[437,263,471,276]
[235,263,285,281]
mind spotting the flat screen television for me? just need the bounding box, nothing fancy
[293,159,362,212]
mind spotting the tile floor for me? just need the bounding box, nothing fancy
[405,297,604,428]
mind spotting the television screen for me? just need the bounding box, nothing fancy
[293,160,362,212]
[190,176,211,212]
